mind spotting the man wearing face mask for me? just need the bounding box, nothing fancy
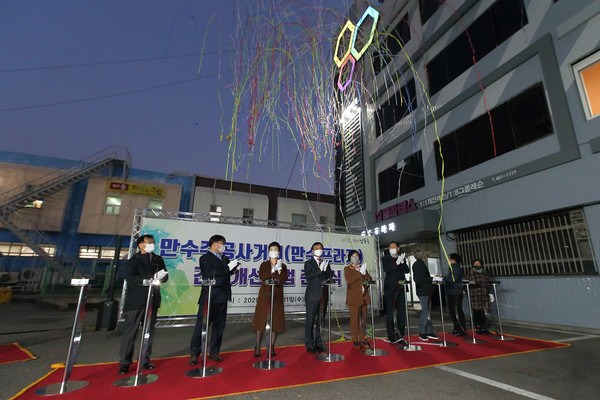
[119,234,168,375]
[344,250,373,350]
[303,242,332,354]
[189,234,240,364]
[382,241,410,345]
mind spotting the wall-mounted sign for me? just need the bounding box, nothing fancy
[107,181,165,198]
[375,198,417,222]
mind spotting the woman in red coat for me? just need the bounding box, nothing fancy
[251,241,288,357]
[344,250,372,350]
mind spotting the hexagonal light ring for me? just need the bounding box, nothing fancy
[350,6,380,61]
[337,54,356,91]
[334,20,355,68]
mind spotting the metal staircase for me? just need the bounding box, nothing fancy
[0,147,131,281]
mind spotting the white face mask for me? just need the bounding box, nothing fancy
[350,256,360,266]
[218,244,225,253]
[269,250,279,259]
[313,249,323,257]
[389,248,397,256]
[144,243,155,254]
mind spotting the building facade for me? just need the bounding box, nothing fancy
[337,0,600,328]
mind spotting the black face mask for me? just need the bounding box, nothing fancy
[473,266,483,272]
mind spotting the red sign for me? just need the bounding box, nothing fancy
[109,182,129,191]
[375,199,417,222]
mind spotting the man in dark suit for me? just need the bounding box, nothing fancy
[119,234,168,375]
[303,241,332,353]
[189,234,240,364]
[382,241,410,345]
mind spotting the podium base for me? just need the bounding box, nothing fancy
[185,366,223,378]
[113,373,159,387]
[253,360,286,369]
[463,337,487,344]
[439,341,459,347]
[363,349,388,356]
[400,344,422,351]
[35,381,89,395]
[491,334,516,341]
[315,353,345,362]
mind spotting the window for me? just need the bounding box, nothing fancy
[148,199,163,209]
[378,151,425,204]
[105,195,122,215]
[243,208,254,224]
[419,0,442,24]
[79,246,129,259]
[573,51,600,120]
[455,209,597,276]
[0,242,56,257]
[291,213,307,228]
[434,83,553,179]
[375,78,417,137]
[319,216,328,225]
[373,13,410,75]
[427,0,528,95]
[79,246,100,259]
[210,204,222,222]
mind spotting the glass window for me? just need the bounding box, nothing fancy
[419,0,442,24]
[573,51,600,120]
[243,208,254,224]
[0,242,56,257]
[105,195,122,215]
[148,199,163,209]
[210,204,222,222]
[378,151,425,204]
[79,246,101,259]
[319,216,328,225]
[100,247,129,259]
[292,214,307,224]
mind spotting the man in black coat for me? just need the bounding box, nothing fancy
[189,234,240,364]
[382,241,410,344]
[303,241,332,353]
[412,249,438,341]
[119,234,168,375]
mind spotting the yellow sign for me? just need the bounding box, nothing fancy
[107,181,165,198]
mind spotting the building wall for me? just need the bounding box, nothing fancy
[192,186,269,221]
[78,175,183,236]
[341,0,600,328]
[276,197,336,225]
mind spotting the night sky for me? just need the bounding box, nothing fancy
[0,0,349,194]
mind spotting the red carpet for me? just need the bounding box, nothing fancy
[0,342,35,366]
[11,333,568,400]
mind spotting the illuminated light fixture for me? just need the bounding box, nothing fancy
[334,20,356,68]
[350,6,380,61]
[337,54,356,91]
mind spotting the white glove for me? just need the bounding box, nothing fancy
[432,275,443,282]
[489,293,495,303]
[359,263,367,275]
[396,253,406,265]
[228,259,240,271]
[319,259,329,272]
[275,259,283,272]
[154,269,168,281]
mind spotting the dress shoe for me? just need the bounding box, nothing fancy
[143,362,155,370]
[455,331,467,337]
[353,342,362,350]
[270,348,276,357]
[254,347,261,358]
[189,354,198,365]
[306,347,317,354]
[209,354,223,362]
[315,346,326,353]
[360,341,372,350]
[118,365,129,375]
[451,329,459,335]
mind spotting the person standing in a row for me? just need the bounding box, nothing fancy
[303,242,332,354]
[467,258,492,334]
[344,250,372,350]
[412,250,438,341]
[189,234,240,365]
[445,253,467,336]
[382,241,410,345]
[251,241,289,358]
